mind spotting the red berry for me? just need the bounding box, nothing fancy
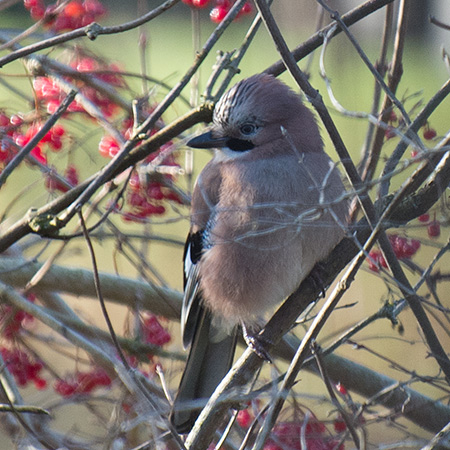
[54,379,76,397]
[388,110,397,123]
[29,5,45,19]
[418,213,430,222]
[333,418,347,432]
[192,0,210,7]
[428,220,440,238]
[240,1,252,14]
[30,146,47,165]
[49,136,62,151]
[34,377,48,390]
[65,165,79,186]
[0,347,45,388]
[24,0,41,9]
[164,190,183,204]
[64,1,85,18]
[237,408,252,428]
[147,183,164,200]
[367,249,381,272]
[76,57,97,72]
[0,113,9,127]
[83,0,107,16]
[210,5,229,23]
[423,127,437,140]
[10,114,23,126]
[143,204,166,216]
[51,125,65,137]
[98,135,120,158]
[384,127,396,140]
[335,382,348,395]
[142,314,171,346]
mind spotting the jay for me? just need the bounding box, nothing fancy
[170,73,347,433]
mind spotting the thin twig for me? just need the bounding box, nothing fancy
[57,0,247,229]
[361,0,410,184]
[379,77,450,198]
[359,3,394,173]
[0,106,211,253]
[0,404,50,415]
[0,362,56,449]
[264,0,396,77]
[312,342,363,449]
[0,0,181,68]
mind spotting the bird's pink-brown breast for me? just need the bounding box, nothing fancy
[196,152,347,326]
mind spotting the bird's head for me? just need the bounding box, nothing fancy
[188,74,323,159]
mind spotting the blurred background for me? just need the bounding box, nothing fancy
[1,0,450,448]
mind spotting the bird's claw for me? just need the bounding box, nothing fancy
[242,324,273,362]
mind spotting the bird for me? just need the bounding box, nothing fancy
[170,73,348,433]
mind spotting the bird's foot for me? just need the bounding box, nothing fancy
[242,323,273,363]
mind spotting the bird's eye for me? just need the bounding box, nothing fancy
[240,123,257,135]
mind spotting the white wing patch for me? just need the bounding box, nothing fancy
[181,241,201,349]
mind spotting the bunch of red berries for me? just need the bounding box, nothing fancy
[0,112,19,167]
[14,122,66,161]
[122,168,183,221]
[0,110,80,192]
[45,164,79,192]
[0,293,36,339]
[54,367,112,398]
[367,233,421,273]
[418,213,441,238]
[24,0,107,32]
[1,346,47,390]
[99,115,183,220]
[181,0,253,23]
[265,419,344,450]
[33,56,124,118]
[385,111,437,144]
[141,314,171,347]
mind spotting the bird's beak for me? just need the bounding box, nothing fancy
[187,131,228,149]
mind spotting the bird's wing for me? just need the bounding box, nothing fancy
[181,230,203,349]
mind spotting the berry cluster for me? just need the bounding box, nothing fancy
[0,110,79,192]
[45,164,79,192]
[237,407,253,428]
[99,116,183,220]
[141,314,171,347]
[265,420,344,450]
[236,402,346,450]
[0,293,36,339]
[24,0,106,32]
[33,55,124,118]
[418,213,441,238]
[422,124,437,141]
[122,169,183,221]
[54,367,112,398]
[15,121,66,161]
[0,346,47,389]
[384,112,437,143]
[182,0,253,23]
[367,233,421,273]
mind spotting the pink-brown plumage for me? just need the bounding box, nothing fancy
[171,73,347,433]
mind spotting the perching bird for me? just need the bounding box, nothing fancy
[170,74,347,433]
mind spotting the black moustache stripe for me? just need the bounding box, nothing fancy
[226,138,255,152]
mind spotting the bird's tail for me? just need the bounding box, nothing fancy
[170,309,237,434]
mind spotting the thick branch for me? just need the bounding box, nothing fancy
[0,257,182,319]
[0,106,212,253]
